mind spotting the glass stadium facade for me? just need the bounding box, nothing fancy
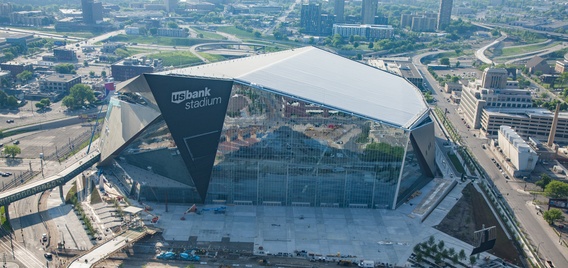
[99,47,436,209]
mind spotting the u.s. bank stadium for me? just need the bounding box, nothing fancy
[99,46,436,209]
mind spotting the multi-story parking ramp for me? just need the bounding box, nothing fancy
[0,151,100,220]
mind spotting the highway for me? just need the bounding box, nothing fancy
[413,51,568,267]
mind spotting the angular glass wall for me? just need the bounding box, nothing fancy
[118,119,202,203]
[207,84,415,208]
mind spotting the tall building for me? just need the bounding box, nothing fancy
[334,0,344,23]
[459,68,532,129]
[81,0,103,24]
[300,3,321,35]
[99,47,435,209]
[437,0,453,30]
[481,68,507,89]
[81,0,93,24]
[361,0,377,24]
[165,0,178,12]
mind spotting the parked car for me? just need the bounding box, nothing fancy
[12,140,19,145]
[6,119,14,123]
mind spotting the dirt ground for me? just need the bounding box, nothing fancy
[436,183,523,266]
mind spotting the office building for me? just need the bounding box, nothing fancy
[98,47,435,209]
[361,0,377,24]
[411,16,437,32]
[39,73,82,99]
[300,3,321,35]
[497,126,538,176]
[459,68,532,129]
[437,0,453,30]
[53,48,77,61]
[333,24,393,40]
[82,0,103,24]
[481,108,568,143]
[334,0,344,23]
[111,57,163,81]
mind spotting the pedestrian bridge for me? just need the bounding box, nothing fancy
[0,151,100,214]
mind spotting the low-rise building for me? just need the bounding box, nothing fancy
[332,24,393,40]
[0,62,32,77]
[497,125,538,176]
[555,60,567,73]
[125,26,142,35]
[111,57,163,81]
[481,108,568,143]
[444,82,462,93]
[38,73,81,100]
[53,48,76,61]
[368,57,423,90]
[525,56,553,74]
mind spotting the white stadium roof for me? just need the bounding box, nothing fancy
[160,46,429,129]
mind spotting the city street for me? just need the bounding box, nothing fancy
[413,51,568,266]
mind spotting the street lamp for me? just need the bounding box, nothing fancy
[536,241,544,257]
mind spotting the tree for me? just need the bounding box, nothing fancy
[167,22,179,29]
[437,240,445,251]
[455,61,461,68]
[89,71,95,77]
[440,57,450,66]
[254,31,261,38]
[101,71,107,78]
[6,96,17,107]
[544,180,568,198]
[543,208,565,225]
[54,63,75,74]
[35,102,45,110]
[458,249,466,261]
[83,60,89,67]
[3,144,21,158]
[16,70,33,82]
[368,42,374,49]
[536,173,552,190]
[62,84,95,110]
[469,255,477,266]
[427,235,435,246]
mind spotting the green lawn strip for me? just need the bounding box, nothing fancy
[147,51,202,67]
[192,28,225,40]
[0,206,11,231]
[500,42,559,57]
[107,34,216,47]
[216,26,257,39]
[197,52,226,62]
[447,152,466,174]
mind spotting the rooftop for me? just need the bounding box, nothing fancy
[160,46,429,129]
[41,74,81,82]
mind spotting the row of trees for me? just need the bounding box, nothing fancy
[412,236,478,266]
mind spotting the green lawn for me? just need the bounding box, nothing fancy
[216,26,257,39]
[107,34,211,47]
[192,28,225,40]
[147,51,203,67]
[447,152,466,174]
[500,42,559,57]
[198,53,226,62]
